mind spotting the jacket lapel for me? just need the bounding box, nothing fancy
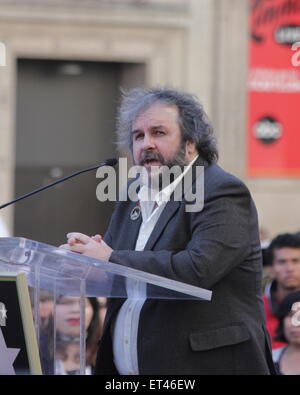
[118,201,142,250]
[144,200,181,250]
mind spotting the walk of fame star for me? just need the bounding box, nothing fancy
[0,328,20,375]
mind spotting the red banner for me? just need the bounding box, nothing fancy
[247,0,300,177]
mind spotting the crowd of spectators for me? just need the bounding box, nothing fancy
[261,231,300,375]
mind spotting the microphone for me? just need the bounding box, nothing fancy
[0,158,118,210]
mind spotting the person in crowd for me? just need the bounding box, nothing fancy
[272,290,300,375]
[61,87,275,375]
[263,233,300,349]
[39,290,54,330]
[40,296,102,375]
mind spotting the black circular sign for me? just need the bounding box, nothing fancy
[253,116,283,144]
[274,24,300,45]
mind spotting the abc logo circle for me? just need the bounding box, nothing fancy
[253,117,282,144]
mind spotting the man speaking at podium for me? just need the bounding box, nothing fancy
[62,87,275,375]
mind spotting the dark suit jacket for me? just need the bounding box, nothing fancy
[94,158,276,375]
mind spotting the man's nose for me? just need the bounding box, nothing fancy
[142,134,156,150]
[286,261,295,272]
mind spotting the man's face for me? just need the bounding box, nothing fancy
[271,248,300,291]
[131,102,196,181]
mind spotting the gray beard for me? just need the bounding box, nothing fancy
[140,142,189,191]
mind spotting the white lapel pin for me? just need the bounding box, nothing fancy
[130,205,141,221]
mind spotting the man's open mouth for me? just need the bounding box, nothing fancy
[143,159,161,167]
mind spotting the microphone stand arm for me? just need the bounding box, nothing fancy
[0,161,115,210]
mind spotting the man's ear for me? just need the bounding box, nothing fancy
[185,140,197,160]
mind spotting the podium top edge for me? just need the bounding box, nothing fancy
[0,237,212,301]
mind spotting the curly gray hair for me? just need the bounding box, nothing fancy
[116,87,218,164]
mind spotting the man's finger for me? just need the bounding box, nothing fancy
[68,237,78,246]
[66,232,91,244]
[59,244,71,250]
[92,234,102,243]
[68,243,86,253]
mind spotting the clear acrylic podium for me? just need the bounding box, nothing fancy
[0,237,212,375]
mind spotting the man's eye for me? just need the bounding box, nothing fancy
[155,130,165,135]
[134,133,144,140]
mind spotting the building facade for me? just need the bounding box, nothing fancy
[0,0,299,240]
